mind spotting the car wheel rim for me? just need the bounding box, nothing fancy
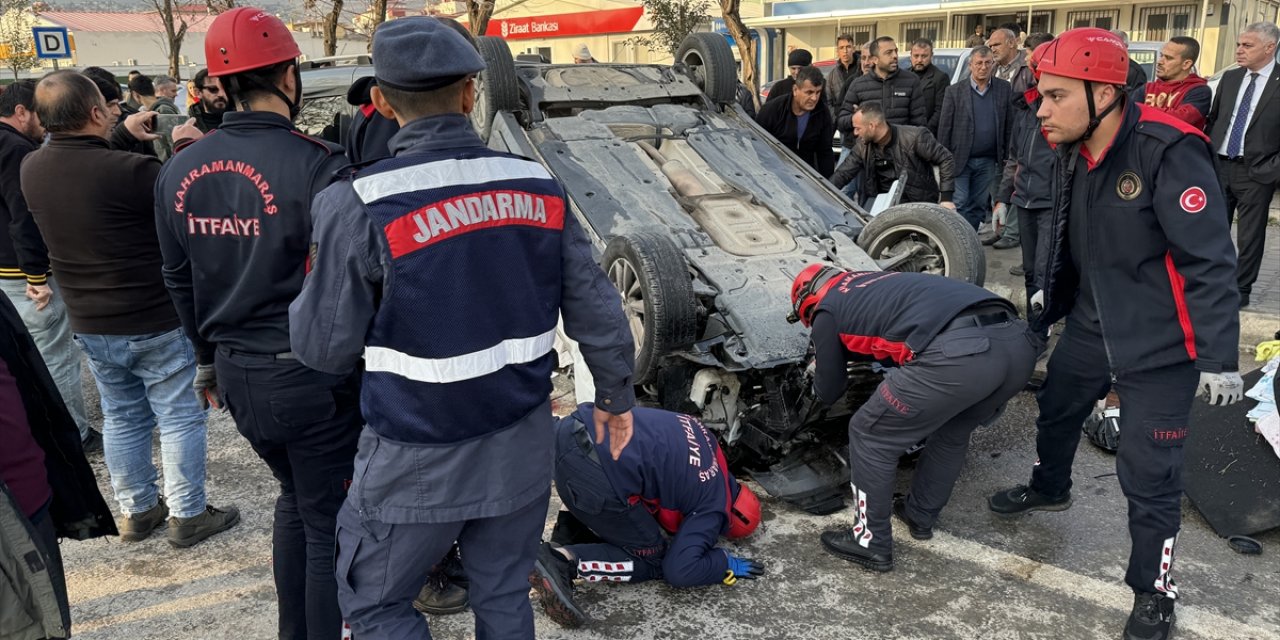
[868,224,951,276]
[608,258,646,352]
[682,51,707,92]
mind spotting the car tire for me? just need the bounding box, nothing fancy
[675,33,738,107]
[472,36,520,142]
[857,203,986,286]
[602,232,699,386]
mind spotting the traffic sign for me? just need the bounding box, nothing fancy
[32,27,71,59]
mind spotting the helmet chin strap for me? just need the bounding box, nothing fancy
[1081,80,1124,141]
[224,65,302,120]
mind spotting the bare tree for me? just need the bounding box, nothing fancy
[204,0,234,12]
[719,0,756,107]
[629,0,709,57]
[149,0,189,79]
[466,0,494,37]
[370,0,387,30]
[0,0,40,80]
[305,0,345,56]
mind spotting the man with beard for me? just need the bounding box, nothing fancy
[756,66,836,177]
[1145,37,1212,130]
[909,38,950,135]
[188,68,227,133]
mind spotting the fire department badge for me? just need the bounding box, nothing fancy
[1116,171,1142,201]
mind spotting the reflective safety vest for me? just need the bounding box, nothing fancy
[352,150,567,443]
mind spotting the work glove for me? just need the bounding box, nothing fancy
[722,551,764,585]
[1198,371,1244,406]
[1029,290,1044,315]
[193,364,223,410]
[993,202,1009,230]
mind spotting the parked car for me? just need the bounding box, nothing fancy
[298,36,986,515]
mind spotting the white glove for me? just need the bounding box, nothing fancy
[1029,290,1044,314]
[1198,371,1244,406]
[993,202,1009,227]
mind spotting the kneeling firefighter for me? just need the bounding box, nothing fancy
[531,404,764,628]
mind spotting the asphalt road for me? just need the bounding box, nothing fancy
[60,360,1280,640]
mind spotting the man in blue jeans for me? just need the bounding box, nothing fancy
[20,71,238,548]
[938,46,1013,231]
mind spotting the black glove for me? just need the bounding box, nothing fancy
[193,364,222,410]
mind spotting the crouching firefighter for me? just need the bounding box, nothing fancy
[790,266,1037,572]
[984,28,1241,640]
[531,404,764,628]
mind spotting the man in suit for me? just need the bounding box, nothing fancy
[939,46,1013,231]
[1207,21,1279,308]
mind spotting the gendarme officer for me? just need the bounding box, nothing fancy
[289,17,637,639]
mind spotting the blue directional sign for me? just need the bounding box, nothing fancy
[32,27,72,59]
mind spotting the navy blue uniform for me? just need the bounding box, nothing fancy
[813,271,1036,555]
[343,104,400,165]
[293,113,635,640]
[154,110,362,640]
[1028,103,1239,597]
[555,404,737,587]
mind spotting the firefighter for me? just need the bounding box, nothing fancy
[985,28,1241,640]
[153,8,362,640]
[530,404,764,628]
[791,267,1037,572]
[288,17,636,639]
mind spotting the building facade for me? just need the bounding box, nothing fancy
[748,0,1280,75]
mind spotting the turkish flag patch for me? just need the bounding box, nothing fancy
[1179,186,1207,213]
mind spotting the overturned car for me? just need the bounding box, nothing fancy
[469,34,985,514]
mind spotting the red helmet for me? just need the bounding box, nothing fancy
[1029,40,1053,77]
[1034,27,1128,86]
[788,264,844,328]
[726,482,761,539]
[205,7,301,77]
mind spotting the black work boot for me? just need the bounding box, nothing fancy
[529,541,587,628]
[167,504,240,548]
[118,498,169,542]
[412,570,469,616]
[819,527,893,572]
[1123,592,1176,640]
[988,485,1072,516]
[892,495,933,540]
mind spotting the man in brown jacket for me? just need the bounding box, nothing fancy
[20,71,238,548]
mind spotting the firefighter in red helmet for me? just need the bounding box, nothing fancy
[986,27,1241,640]
[530,404,763,629]
[153,8,364,639]
[790,265,1036,574]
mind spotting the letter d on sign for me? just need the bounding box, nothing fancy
[42,34,60,52]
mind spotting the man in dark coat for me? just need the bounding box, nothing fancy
[756,66,836,177]
[909,38,951,135]
[836,36,928,155]
[939,46,1014,231]
[830,101,955,208]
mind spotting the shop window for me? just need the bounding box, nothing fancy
[1066,9,1120,30]
[836,24,875,47]
[1138,4,1197,40]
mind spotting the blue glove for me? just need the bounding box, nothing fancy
[722,551,764,585]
